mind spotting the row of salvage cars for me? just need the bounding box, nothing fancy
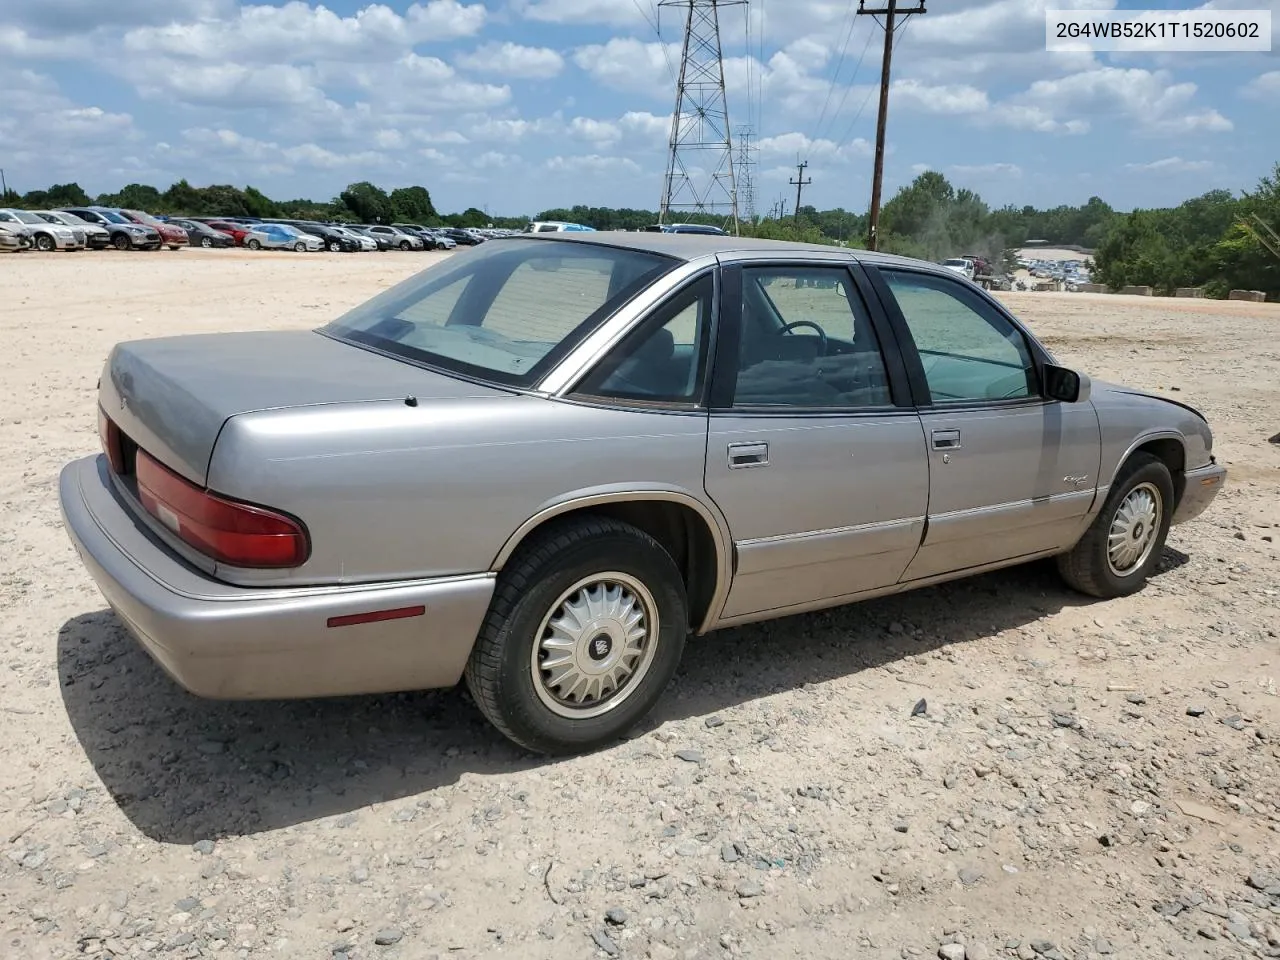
[0,205,496,254]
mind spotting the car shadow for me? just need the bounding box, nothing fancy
[58,550,1185,844]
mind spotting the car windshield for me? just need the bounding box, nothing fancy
[96,210,129,224]
[14,211,46,225]
[54,212,88,225]
[943,259,969,267]
[321,238,676,387]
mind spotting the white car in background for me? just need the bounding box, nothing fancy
[333,226,378,251]
[0,208,85,251]
[33,210,111,249]
[244,223,324,252]
[941,257,975,280]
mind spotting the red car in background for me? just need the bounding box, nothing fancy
[116,209,188,250]
[196,219,253,246]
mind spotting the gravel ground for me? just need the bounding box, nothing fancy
[1,248,1278,960]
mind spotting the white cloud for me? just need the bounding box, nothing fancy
[1241,71,1280,100]
[1123,157,1214,174]
[545,154,643,176]
[455,41,564,79]
[568,116,622,144]
[123,1,485,63]
[618,111,671,143]
[180,127,389,173]
[950,162,1023,177]
[755,131,871,162]
[572,37,678,93]
[138,63,325,108]
[514,0,646,27]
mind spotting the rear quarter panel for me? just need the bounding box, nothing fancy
[206,395,715,586]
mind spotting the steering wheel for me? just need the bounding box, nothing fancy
[777,320,827,352]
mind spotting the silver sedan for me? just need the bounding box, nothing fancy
[59,233,1227,754]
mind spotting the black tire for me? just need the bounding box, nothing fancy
[464,516,688,755]
[327,240,340,252]
[112,233,131,250]
[1056,452,1175,599]
[247,238,261,250]
[200,237,213,248]
[35,233,55,252]
[168,244,181,251]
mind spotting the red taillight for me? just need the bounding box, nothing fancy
[98,407,125,474]
[134,450,308,568]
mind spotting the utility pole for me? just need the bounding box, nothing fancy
[0,168,8,198]
[659,0,746,234]
[789,160,811,224]
[857,0,926,250]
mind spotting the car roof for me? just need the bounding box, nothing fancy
[512,230,929,268]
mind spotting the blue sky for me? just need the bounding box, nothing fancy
[0,0,1276,217]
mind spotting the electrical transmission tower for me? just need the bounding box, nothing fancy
[659,0,745,233]
[734,124,756,223]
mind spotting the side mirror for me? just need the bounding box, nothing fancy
[1043,364,1091,403]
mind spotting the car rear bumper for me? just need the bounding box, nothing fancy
[59,455,495,700]
[1172,460,1227,524]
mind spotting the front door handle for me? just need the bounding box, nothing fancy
[931,429,961,450]
[727,442,769,468]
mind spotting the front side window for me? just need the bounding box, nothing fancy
[321,239,677,387]
[729,265,893,409]
[880,269,1037,403]
[574,274,713,404]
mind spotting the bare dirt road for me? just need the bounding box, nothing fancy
[2,249,1278,960]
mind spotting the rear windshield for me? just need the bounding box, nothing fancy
[320,238,676,387]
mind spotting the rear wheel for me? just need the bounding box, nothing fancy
[464,516,688,755]
[1056,452,1174,598]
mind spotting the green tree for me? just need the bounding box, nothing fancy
[389,185,437,223]
[96,182,164,210]
[338,181,393,223]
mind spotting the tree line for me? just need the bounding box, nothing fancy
[4,164,1276,299]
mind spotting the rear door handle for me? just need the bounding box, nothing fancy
[727,442,769,468]
[931,429,961,450]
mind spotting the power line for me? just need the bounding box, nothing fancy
[816,21,877,148]
[808,0,861,148]
[856,0,925,251]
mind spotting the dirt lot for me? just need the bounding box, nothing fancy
[1,248,1278,960]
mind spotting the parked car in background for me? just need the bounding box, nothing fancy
[271,220,363,252]
[329,225,378,251]
[0,221,32,252]
[391,223,447,249]
[360,225,424,251]
[421,228,456,250]
[644,223,727,235]
[191,219,252,246]
[0,208,86,251]
[439,227,484,246]
[244,223,324,252]
[525,220,596,233]
[941,257,976,280]
[61,207,162,250]
[58,234,1227,755]
[116,209,188,250]
[166,218,235,248]
[34,210,111,249]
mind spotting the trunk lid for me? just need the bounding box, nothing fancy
[101,329,509,485]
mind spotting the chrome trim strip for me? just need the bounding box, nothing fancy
[538,255,720,396]
[488,488,734,636]
[929,488,1096,522]
[736,515,923,548]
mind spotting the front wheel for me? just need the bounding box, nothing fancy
[1056,452,1174,598]
[112,233,131,250]
[464,516,688,755]
[327,240,340,252]
[35,233,56,252]
[246,238,261,250]
[200,237,213,248]
[294,241,306,252]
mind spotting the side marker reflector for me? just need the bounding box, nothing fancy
[327,605,426,628]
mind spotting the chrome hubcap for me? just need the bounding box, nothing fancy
[530,572,658,719]
[1107,481,1161,576]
